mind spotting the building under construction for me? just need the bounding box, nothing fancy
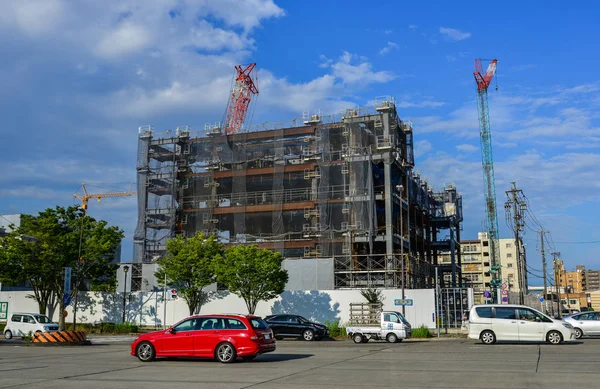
[133,97,463,289]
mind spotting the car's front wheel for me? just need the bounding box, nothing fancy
[215,342,237,363]
[547,330,563,345]
[574,327,583,339]
[136,341,156,362]
[386,333,398,343]
[4,330,12,340]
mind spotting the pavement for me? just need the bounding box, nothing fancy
[1,336,599,388]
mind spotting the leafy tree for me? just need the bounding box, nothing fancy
[361,287,385,305]
[0,206,123,330]
[215,245,288,314]
[155,233,222,316]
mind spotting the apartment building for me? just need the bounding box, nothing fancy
[439,232,526,304]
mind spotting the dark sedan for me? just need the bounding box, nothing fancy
[264,314,329,341]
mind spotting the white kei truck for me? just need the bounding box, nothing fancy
[345,303,412,343]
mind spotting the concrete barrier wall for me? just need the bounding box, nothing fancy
[0,289,437,329]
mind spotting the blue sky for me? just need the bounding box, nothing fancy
[1,1,599,286]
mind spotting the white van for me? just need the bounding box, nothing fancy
[3,312,59,339]
[464,304,576,345]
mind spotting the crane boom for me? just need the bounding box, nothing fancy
[74,183,136,212]
[474,58,502,297]
[223,63,259,135]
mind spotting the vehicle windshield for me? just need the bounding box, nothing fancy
[249,317,269,330]
[298,316,310,324]
[34,315,53,324]
[394,312,410,325]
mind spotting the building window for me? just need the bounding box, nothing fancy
[483,241,489,247]
[507,263,513,268]
[505,243,512,248]
[507,253,512,258]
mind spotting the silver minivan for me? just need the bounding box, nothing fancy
[3,312,59,339]
[464,304,576,345]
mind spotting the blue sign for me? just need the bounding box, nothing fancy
[62,293,72,306]
[394,299,413,306]
[64,267,72,294]
[540,297,545,302]
[502,296,508,302]
[483,291,491,298]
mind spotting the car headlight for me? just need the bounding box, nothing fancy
[43,326,50,331]
[562,323,573,329]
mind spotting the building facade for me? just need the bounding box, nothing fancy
[439,232,526,304]
[585,270,600,292]
[134,98,463,290]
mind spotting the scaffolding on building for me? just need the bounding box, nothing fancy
[134,97,463,289]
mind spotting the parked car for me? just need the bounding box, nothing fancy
[3,312,59,339]
[264,314,329,341]
[345,303,412,344]
[563,311,600,339]
[130,314,275,363]
[464,304,576,345]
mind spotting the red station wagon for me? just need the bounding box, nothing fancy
[131,314,276,363]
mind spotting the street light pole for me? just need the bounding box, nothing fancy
[122,265,129,324]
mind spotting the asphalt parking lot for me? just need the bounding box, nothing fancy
[1,336,599,389]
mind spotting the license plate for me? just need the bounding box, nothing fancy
[264,334,270,339]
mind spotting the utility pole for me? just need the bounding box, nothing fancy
[540,230,548,314]
[552,252,561,317]
[505,182,526,304]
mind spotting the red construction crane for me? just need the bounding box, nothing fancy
[223,63,259,135]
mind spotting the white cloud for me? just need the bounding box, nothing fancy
[95,22,152,59]
[456,144,479,152]
[439,27,471,41]
[327,51,396,84]
[396,100,445,108]
[1,0,68,37]
[379,41,398,55]
[446,55,456,62]
[414,140,432,158]
[189,20,252,51]
[408,24,417,30]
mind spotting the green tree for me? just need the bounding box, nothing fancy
[0,206,123,330]
[215,245,288,314]
[360,287,385,305]
[155,233,222,316]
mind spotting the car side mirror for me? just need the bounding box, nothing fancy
[167,327,176,334]
[535,317,541,322]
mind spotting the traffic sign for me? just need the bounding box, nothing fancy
[502,296,508,302]
[62,293,72,306]
[0,302,8,320]
[540,297,545,302]
[64,267,72,294]
[502,283,508,289]
[483,291,491,298]
[501,289,508,296]
[394,298,413,306]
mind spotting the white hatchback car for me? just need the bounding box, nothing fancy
[3,312,59,339]
[465,304,576,345]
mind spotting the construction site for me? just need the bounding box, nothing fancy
[133,64,464,290]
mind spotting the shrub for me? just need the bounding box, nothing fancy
[0,322,5,333]
[323,320,346,338]
[412,325,432,338]
[114,323,139,334]
[20,330,34,344]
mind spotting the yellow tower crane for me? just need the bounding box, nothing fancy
[74,182,136,212]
